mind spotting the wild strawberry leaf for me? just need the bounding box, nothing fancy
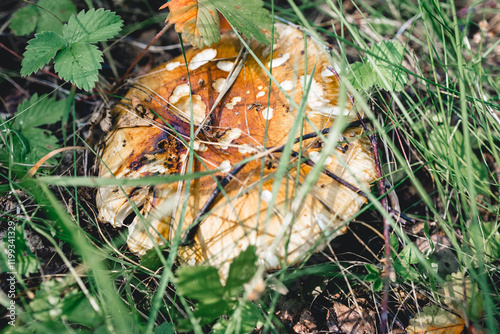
[21,31,67,76]
[54,42,103,91]
[9,0,76,36]
[63,8,123,44]
[9,5,38,36]
[161,0,272,48]
[348,40,408,92]
[23,128,60,164]
[210,0,273,45]
[36,0,77,34]
[15,93,67,130]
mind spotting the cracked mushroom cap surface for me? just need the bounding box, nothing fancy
[96,23,377,276]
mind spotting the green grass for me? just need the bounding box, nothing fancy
[1,0,499,333]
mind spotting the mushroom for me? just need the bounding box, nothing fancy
[96,23,377,276]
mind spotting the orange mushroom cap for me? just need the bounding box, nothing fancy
[96,23,377,278]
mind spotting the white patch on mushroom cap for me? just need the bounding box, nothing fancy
[169,85,207,124]
[309,151,333,165]
[256,91,265,98]
[261,190,273,203]
[166,61,181,71]
[189,48,217,70]
[321,68,335,77]
[169,84,191,104]
[226,96,242,110]
[220,160,231,173]
[280,80,294,91]
[268,53,290,68]
[258,86,263,90]
[216,60,234,72]
[212,78,226,93]
[262,107,273,120]
[299,75,349,116]
[238,144,253,154]
[217,128,242,149]
[193,140,207,152]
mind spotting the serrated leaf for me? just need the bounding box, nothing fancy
[9,0,76,36]
[21,31,67,76]
[162,0,220,48]
[10,5,38,36]
[54,42,103,91]
[22,128,60,164]
[161,0,272,47]
[348,40,408,92]
[225,245,257,297]
[63,9,123,44]
[15,93,66,130]
[371,40,406,66]
[210,0,273,45]
[407,305,465,334]
[399,244,421,265]
[176,265,225,303]
[37,0,77,34]
[154,322,175,334]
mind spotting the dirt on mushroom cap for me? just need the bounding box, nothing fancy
[96,23,377,279]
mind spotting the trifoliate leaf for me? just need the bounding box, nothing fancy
[10,5,38,36]
[54,42,103,91]
[348,40,408,92]
[63,9,123,44]
[9,0,76,36]
[21,31,67,76]
[210,0,273,45]
[15,93,66,130]
[161,0,272,48]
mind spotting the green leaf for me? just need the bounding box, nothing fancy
[210,0,273,45]
[347,40,408,92]
[370,40,406,66]
[154,322,175,334]
[372,278,383,292]
[15,94,66,130]
[22,128,60,164]
[54,42,103,91]
[63,8,123,44]
[9,0,76,36]
[225,246,258,297]
[21,31,67,76]
[36,0,77,34]
[399,244,421,265]
[176,265,225,303]
[365,263,379,275]
[10,5,38,36]
[139,247,166,270]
